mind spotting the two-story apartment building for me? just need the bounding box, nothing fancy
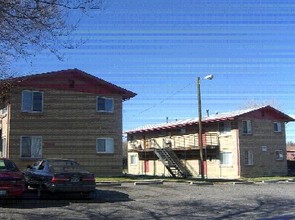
[126,106,294,178]
[0,68,136,176]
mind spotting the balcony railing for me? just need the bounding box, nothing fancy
[128,132,219,151]
[165,132,219,149]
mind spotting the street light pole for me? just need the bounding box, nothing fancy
[197,77,204,180]
[197,74,213,180]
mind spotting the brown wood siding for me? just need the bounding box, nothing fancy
[128,117,289,178]
[238,118,287,177]
[8,88,123,176]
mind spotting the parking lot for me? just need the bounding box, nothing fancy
[0,181,295,219]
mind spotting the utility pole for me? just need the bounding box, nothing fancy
[197,74,214,180]
[197,77,205,180]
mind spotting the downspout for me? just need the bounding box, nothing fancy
[236,128,241,177]
[6,102,11,158]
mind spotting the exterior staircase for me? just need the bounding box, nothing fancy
[152,139,192,178]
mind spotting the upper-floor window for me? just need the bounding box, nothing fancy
[1,96,8,116]
[96,97,114,113]
[274,122,282,133]
[1,106,7,116]
[22,90,43,113]
[179,128,186,134]
[245,150,254,165]
[20,136,42,159]
[242,120,252,134]
[219,121,231,134]
[96,138,114,153]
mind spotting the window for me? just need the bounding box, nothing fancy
[1,106,7,116]
[245,150,254,165]
[1,138,6,158]
[96,138,114,153]
[22,90,43,112]
[1,96,7,116]
[261,146,268,152]
[130,155,138,165]
[274,122,282,132]
[20,136,42,158]
[219,121,231,134]
[275,150,284,160]
[220,152,232,165]
[96,97,114,112]
[242,120,252,134]
[179,128,186,134]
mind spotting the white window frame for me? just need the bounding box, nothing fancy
[21,90,44,113]
[274,122,282,133]
[96,138,114,153]
[275,150,284,161]
[130,154,138,165]
[96,97,114,113]
[220,151,232,166]
[245,150,254,165]
[20,136,42,159]
[219,121,231,135]
[242,120,252,134]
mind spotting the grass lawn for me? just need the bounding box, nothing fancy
[95,175,295,183]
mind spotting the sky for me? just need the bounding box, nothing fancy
[13,0,295,142]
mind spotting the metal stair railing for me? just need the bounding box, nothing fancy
[152,139,191,178]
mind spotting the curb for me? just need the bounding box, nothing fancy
[96,182,122,186]
[261,180,280,184]
[134,180,164,185]
[189,181,214,185]
[232,181,254,185]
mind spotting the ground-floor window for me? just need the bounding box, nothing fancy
[245,150,254,165]
[130,154,138,165]
[220,152,232,165]
[20,136,42,158]
[0,137,6,158]
[96,138,114,153]
[275,150,284,160]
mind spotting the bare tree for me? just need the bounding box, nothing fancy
[0,0,102,76]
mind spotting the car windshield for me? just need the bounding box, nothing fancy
[48,160,83,173]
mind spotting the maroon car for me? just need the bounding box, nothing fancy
[0,158,26,198]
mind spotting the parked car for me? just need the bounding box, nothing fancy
[23,159,96,196]
[0,158,26,198]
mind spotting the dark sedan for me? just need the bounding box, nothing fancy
[0,158,26,198]
[23,159,96,196]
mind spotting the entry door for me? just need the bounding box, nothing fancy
[144,160,149,173]
[199,160,207,177]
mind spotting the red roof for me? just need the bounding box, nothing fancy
[125,105,294,134]
[287,146,295,151]
[2,68,136,101]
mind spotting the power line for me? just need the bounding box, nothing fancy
[130,81,194,117]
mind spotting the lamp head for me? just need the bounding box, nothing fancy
[204,74,214,80]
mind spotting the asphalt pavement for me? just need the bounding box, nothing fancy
[0,181,295,219]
